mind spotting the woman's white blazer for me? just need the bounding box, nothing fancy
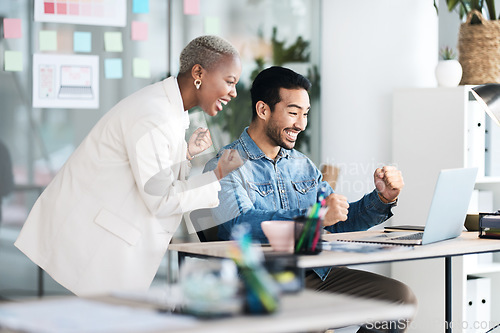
[15,77,220,296]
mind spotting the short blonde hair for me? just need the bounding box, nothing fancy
[179,35,239,74]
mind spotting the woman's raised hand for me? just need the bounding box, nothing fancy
[187,127,212,159]
[215,149,244,180]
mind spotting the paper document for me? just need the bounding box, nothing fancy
[322,241,414,253]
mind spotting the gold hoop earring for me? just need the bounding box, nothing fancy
[194,79,202,90]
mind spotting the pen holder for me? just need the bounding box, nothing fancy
[239,266,280,314]
[294,216,323,255]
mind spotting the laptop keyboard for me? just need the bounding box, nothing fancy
[58,86,93,99]
[392,232,424,241]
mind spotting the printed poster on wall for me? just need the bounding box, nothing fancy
[34,0,126,27]
[33,54,99,109]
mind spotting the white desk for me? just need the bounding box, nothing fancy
[169,231,500,267]
[0,290,414,333]
[169,231,500,333]
[173,290,413,333]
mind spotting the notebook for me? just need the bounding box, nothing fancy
[334,167,478,246]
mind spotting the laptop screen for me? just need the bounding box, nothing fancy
[60,65,92,87]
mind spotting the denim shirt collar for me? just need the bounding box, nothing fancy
[238,127,290,161]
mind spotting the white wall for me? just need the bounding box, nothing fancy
[320,1,438,277]
[320,1,438,202]
[438,0,461,50]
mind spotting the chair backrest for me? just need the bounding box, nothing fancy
[189,208,219,242]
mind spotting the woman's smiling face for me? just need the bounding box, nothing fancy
[197,54,241,117]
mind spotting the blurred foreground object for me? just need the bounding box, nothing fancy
[230,224,280,314]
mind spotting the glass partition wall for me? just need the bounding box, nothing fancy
[171,0,322,165]
[0,0,321,298]
[0,0,170,298]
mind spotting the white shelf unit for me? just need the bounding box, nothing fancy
[391,86,500,333]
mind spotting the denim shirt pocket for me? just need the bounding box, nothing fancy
[247,181,276,210]
[292,178,318,209]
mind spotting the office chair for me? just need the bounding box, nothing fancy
[189,208,219,242]
[189,164,339,243]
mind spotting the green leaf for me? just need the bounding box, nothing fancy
[471,0,480,10]
[442,0,498,20]
[459,0,471,18]
[485,0,497,19]
[447,0,461,11]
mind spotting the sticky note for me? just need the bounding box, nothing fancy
[133,58,150,78]
[3,18,22,39]
[39,30,57,51]
[183,0,200,15]
[74,31,92,53]
[204,17,220,35]
[104,58,123,79]
[131,21,148,41]
[104,32,123,52]
[4,51,23,71]
[133,0,149,13]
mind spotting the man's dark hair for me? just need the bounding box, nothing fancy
[250,66,311,120]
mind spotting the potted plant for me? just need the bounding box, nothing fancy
[435,0,498,21]
[435,46,463,87]
[435,0,500,84]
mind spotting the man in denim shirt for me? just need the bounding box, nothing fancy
[204,66,416,332]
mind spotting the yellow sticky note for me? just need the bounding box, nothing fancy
[104,32,123,52]
[4,51,23,71]
[133,58,150,78]
[39,30,57,51]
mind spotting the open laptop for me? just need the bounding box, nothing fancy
[58,65,93,99]
[334,167,478,246]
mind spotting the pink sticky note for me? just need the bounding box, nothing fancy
[131,21,148,41]
[184,0,200,15]
[3,18,22,39]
